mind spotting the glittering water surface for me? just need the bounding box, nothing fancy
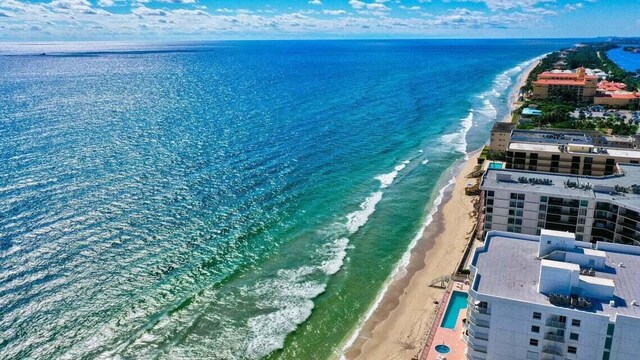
[0,40,571,359]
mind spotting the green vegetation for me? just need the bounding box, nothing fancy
[514,99,638,135]
[549,117,638,136]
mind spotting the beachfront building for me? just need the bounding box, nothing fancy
[488,122,516,152]
[489,128,636,156]
[532,67,598,102]
[504,142,640,176]
[478,164,640,245]
[465,229,640,360]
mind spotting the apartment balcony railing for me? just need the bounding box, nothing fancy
[545,319,567,329]
[543,333,565,343]
[540,355,564,360]
[468,315,491,331]
[467,327,489,341]
[541,344,564,356]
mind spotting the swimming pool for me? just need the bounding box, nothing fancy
[488,162,503,169]
[440,291,469,329]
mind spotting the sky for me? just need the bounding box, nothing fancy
[0,0,638,41]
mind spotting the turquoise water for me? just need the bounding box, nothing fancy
[489,162,504,169]
[440,291,469,329]
[0,40,572,359]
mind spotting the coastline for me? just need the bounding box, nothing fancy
[341,150,480,360]
[341,60,540,360]
[501,58,541,123]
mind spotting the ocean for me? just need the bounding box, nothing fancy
[0,39,573,359]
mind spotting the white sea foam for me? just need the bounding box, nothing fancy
[440,110,473,154]
[245,267,327,359]
[320,237,350,275]
[375,163,406,188]
[477,98,497,120]
[345,191,383,234]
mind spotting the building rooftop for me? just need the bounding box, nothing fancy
[510,129,595,145]
[481,164,640,211]
[491,122,516,133]
[508,142,561,153]
[472,231,640,320]
[507,141,640,158]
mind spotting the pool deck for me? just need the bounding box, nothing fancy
[424,281,469,360]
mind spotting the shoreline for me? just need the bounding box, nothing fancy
[501,58,541,123]
[341,150,480,360]
[341,60,540,360]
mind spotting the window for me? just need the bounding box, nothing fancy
[487,191,495,197]
[579,208,587,216]
[487,199,494,206]
[511,193,518,200]
[539,204,547,212]
[529,339,539,346]
[570,333,579,341]
[533,312,541,320]
[538,212,546,220]
[518,194,525,200]
[486,215,492,222]
[568,346,577,354]
[538,221,545,228]
[540,196,548,203]
[531,325,540,333]
[580,200,588,207]
[487,207,493,214]
[571,319,581,327]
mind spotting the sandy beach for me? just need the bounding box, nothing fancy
[343,151,480,360]
[342,61,540,360]
[502,59,540,123]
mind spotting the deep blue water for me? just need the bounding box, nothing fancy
[0,39,572,359]
[608,47,640,72]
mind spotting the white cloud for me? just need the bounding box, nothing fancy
[308,0,322,5]
[156,0,196,4]
[322,9,346,15]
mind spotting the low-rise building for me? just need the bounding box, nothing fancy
[465,229,640,360]
[479,163,640,245]
[594,81,640,108]
[532,67,598,102]
[505,142,640,176]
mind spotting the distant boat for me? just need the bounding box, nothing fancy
[421,159,429,165]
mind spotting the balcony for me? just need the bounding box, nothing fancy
[545,319,567,329]
[540,355,564,360]
[541,344,564,357]
[468,311,491,328]
[543,333,565,343]
[547,206,579,216]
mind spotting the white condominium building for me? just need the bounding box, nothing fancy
[465,229,640,360]
[479,164,640,245]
